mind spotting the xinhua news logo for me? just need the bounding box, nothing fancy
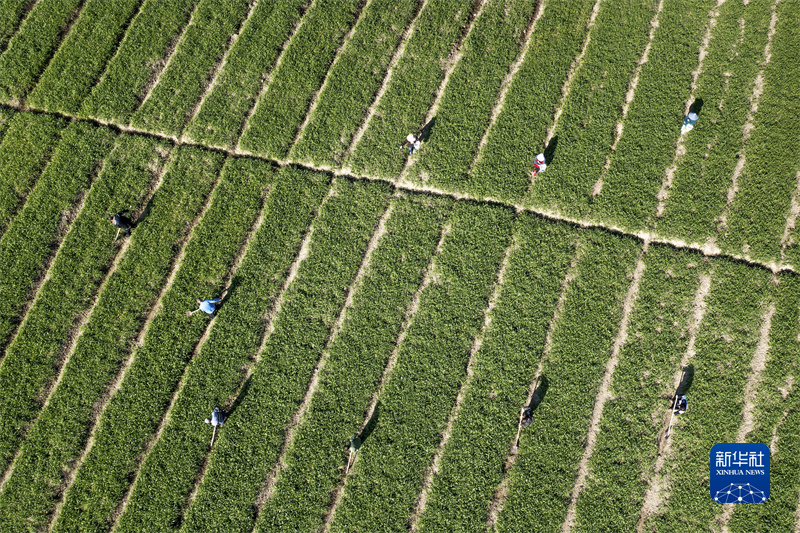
[710,443,770,503]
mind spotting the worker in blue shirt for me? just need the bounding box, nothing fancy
[204,407,225,426]
[187,291,227,317]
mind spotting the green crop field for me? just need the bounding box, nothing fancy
[0,0,797,531]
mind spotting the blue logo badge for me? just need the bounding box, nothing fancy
[710,443,769,503]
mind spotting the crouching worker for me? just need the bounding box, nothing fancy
[521,406,533,428]
[205,407,225,426]
[533,153,547,177]
[108,210,135,238]
[675,395,688,415]
[681,112,699,135]
[402,133,421,155]
[187,290,227,317]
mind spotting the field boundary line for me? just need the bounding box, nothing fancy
[181,0,261,142]
[252,199,394,516]
[715,0,779,239]
[180,182,336,518]
[409,229,519,531]
[40,156,226,531]
[321,221,452,533]
[108,184,271,532]
[592,0,664,197]
[288,0,371,154]
[0,153,104,366]
[342,0,429,168]
[398,0,488,184]
[654,0,726,218]
[0,146,171,496]
[0,0,40,57]
[487,239,583,529]
[235,0,315,153]
[718,302,775,533]
[781,169,800,263]
[524,0,602,195]
[1,102,797,277]
[469,0,546,174]
[636,272,712,532]
[132,0,200,118]
[18,0,86,107]
[562,245,648,532]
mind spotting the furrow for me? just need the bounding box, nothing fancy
[321,222,451,533]
[0,0,39,56]
[181,0,260,142]
[654,0,727,218]
[487,240,582,529]
[561,246,648,532]
[636,273,713,533]
[252,199,393,513]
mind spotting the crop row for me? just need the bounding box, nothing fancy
[0,0,32,54]
[0,145,222,531]
[79,0,195,124]
[238,0,363,159]
[0,112,66,237]
[0,0,83,104]
[183,0,306,148]
[131,0,251,136]
[254,194,450,531]
[329,201,514,531]
[345,0,476,178]
[53,155,273,532]
[106,166,331,533]
[181,177,392,532]
[0,105,13,141]
[467,0,597,203]
[526,0,657,219]
[727,272,800,532]
[26,0,143,114]
[722,0,800,265]
[589,0,711,229]
[655,0,773,245]
[0,120,114,365]
[288,0,421,167]
[407,0,536,189]
[414,214,578,530]
[644,259,771,530]
[572,245,708,531]
[496,230,639,532]
[0,133,169,490]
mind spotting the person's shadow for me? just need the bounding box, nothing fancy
[358,402,380,445]
[418,117,436,143]
[676,364,694,398]
[528,374,549,411]
[689,98,704,116]
[543,136,558,166]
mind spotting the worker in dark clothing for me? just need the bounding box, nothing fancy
[521,406,533,428]
[204,407,225,426]
[675,395,688,415]
[108,210,135,237]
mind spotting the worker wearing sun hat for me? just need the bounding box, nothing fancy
[533,153,547,177]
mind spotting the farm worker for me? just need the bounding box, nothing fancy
[681,112,699,135]
[344,433,361,473]
[402,133,421,155]
[187,290,227,317]
[675,395,688,415]
[533,153,547,177]
[204,407,225,426]
[521,405,533,428]
[108,210,134,237]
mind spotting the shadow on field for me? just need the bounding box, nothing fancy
[689,98,704,117]
[543,136,558,166]
[419,117,436,143]
[676,364,694,398]
[227,373,252,418]
[529,374,549,411]
[359,402,380,445]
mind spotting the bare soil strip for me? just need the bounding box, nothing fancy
[592,0,664,197]
[654,0,726,218]
[181,0,260,142]
[469,0,546,173]
[3,101,794,276]
[342,0,429,168]
[716,0,779,235]
[107,190,270,531]
[716,302,775,532]
[636,273,712,533]
[180,183,335,516]
[133,1,200,117]
[320,222,451,533]
[561,246,648,533]
[409,231,519,531]
[253,200,394,513]
[39,163,225,529]
[780,169,800,263]
[487,241,583,529]
[235,0,315,153]
[289,0,372,155]
[399,0,488,183]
